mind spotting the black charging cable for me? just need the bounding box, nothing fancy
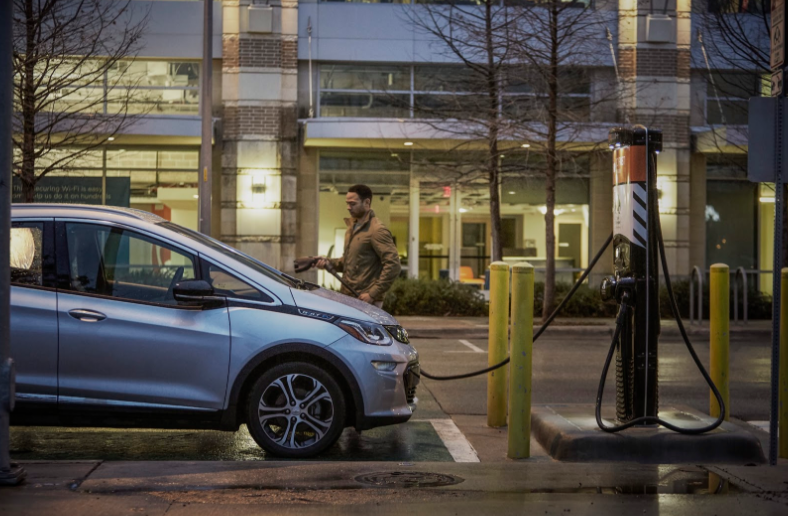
[419,232,614,381]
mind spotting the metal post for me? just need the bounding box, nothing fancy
[771,137,785,463]
[710,263,730,421]
[198,0,213,235]
[508,262,534,459]
[487,262,509,428]
[408,164,420,279]
[690,266,703,325]
[0,0,26,486]
[780,267,788,458]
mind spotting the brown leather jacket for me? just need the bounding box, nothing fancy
[330,210,401,302]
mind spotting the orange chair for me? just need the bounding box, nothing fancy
[459,266,486,287]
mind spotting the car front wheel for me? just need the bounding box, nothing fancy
[246,361,346,458]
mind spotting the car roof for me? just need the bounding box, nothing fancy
[11,203,296,305]
[11,203,166,224]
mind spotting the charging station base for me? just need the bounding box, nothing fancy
[532,404,766,464]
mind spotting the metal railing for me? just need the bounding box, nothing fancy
[733,266,748,325]
[690,266,703,325]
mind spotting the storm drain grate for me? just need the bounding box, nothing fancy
[355,471,464,489]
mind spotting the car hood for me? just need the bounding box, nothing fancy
[290,287,398,326]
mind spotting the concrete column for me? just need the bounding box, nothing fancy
[689,153,707,271]
[221,0,298,271]
[448,186,459,281]
[618,0,693,276]
[589,153,614,286]
[296,145,319,283]
[408,171,420,279]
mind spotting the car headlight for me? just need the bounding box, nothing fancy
[385,325,410,344]
[336,319,392,346]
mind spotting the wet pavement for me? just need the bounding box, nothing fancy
[8,333,774,464]
[10,422,453,462]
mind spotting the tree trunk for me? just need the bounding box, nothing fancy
[21,177,36,203]
[542,4,559,322]
[489,138,503,263]
[485,0,503,263]
[20,0,37,204]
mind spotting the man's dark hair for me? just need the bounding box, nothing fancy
[348,184,373,202]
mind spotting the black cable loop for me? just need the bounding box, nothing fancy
[419,232,614,381]
[594,150,725,435]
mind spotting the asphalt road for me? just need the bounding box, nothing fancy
[418,333,773,421]
[9,332,772,461]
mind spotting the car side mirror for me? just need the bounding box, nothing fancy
[173,280,224,307]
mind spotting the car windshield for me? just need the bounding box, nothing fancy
[158,221,298,288]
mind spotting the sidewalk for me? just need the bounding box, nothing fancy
[398,316,774,339]
[3,459,788,515]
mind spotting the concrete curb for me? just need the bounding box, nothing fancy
[531,404,767,464]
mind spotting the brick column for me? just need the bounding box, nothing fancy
[221,0,298,271]
[618,0,693,277]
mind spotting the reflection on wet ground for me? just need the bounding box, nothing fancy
[10,421,454,462]
[351,468,735,495]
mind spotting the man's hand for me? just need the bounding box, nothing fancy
[358,292,374,304]
[315,257,329,270]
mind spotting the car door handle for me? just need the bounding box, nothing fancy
[68,309,107,323]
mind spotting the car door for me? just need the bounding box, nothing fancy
[10,219,58,410]
[56,220,231,412]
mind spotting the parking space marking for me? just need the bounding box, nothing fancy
[427,419,480,463]
[458,339,485,353]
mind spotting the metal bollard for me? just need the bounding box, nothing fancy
[508,262,534,459]
[487,262,509,428]
[710,264,730,420]
[780,268,788,458]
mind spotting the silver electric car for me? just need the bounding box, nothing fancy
[9,204,418,458]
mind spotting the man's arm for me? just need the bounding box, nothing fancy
[329,256,344,273]
[366,227,401,302]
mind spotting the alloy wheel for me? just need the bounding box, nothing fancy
[257,373,334,450]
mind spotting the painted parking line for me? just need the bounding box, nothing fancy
[458,339,485,353]
[426,419,480,463]
[747,420,769,432]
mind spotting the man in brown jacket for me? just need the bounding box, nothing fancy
[316,184,401,307]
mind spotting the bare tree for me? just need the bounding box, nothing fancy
[508,1,615,320]
[403,2,527,265]
[12,0,148,202]
[405,1,616,321]
[697,0,787,269]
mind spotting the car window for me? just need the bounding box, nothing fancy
[207,263,273,302]
[65,222,196,305]
[10,223,44,287]
[158,221,297,288]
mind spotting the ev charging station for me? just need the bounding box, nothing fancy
[601,127,662,425]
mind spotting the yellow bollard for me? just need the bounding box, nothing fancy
[508,262,534,459]
[710,263,730,420]
[487,261,510,428]
[780,268,788,458]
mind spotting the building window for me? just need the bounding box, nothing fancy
[706,71,760,125]
[705,155,757,270]
[707,0,770,13]
[318,63,591,121]
[319,65,410,118]
[49,60,200,116]
[13,147,200,229]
